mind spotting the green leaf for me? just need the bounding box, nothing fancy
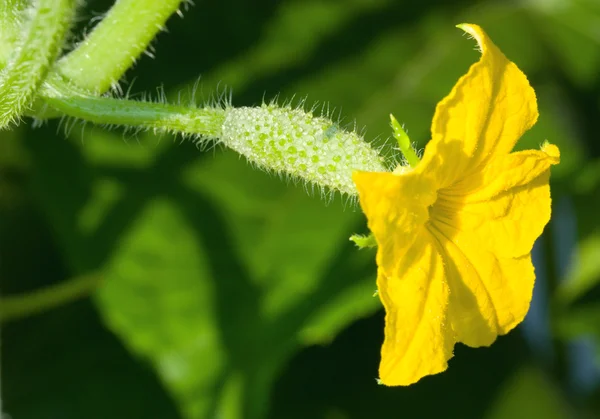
[92,150,379,419]
[556,159,600,305]
[197,0,392,94]
[554,304,600,366]
[485,366,572,419]
[97,198,226,418]
[557,232,600,306]
[526,0,600,87]
[556,304,600,341]
[0,194,180,419]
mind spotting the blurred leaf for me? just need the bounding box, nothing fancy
[24,126,95,271]
[0,127,29,168]
[199,0,392,95]
[73,127,168,169]
[485,366,571,419]
[557,232,600,305]
[91,150,379,419]
[557,159,600,305]
[556,304,600,341]
[97,197,227,419]
[527,0,600,87]
[519,84,585,179]
[572,159,600,195]
[555,303,600,373]
[0,198,180,419]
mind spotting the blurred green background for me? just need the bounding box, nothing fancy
[2,0,600,418]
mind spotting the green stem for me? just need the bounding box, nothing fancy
[0,273,102,323]
[0,0,76,128]
[40,76,225,137]
[39,78,386,196]
[390,114,420,168]
[57,0,185,94]
[0,0,28,65]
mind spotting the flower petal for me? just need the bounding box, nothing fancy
[424,145,558,345]
[420,24,538,188]
[376,234,454,386]
[438,144,560,258]
[352,170,437,275]
[427,223,500,346]
[353,171,454,385]
[429,220,535,344]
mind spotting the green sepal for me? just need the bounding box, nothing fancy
[349,233,377,249]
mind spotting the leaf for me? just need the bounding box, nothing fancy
[557,232,600,306]
[527,0,600,87]
[556,304,600,340]
[0,197,180,419]
[556,159,600,305]
[197,0,392,95]
[485,366,572,419]
[97,198,226,419]
[93,150,379,419]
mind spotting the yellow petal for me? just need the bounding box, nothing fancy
[420,24,538,188]
[427,224,501,346]
[424,145,558,346]
[377,234,454,386]
[438,144,560,258]
[353,171,454,385]
[429,220,535,345]
[352,170,437,276]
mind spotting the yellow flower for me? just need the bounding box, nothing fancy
[353,24,560,386]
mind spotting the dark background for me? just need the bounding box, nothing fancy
[2,0,600,418]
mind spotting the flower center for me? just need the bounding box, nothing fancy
[427,190,462,229]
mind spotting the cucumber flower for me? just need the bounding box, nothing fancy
[353,24,560,386]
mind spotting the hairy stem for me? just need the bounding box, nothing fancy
[40,77,225,137]
[39,77,386,195]
[0,0,28,65]
[390,114,420,168]
[0,0,76,128]
[57,0,185,94]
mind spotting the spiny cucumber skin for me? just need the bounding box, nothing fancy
[220,105,386,195]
